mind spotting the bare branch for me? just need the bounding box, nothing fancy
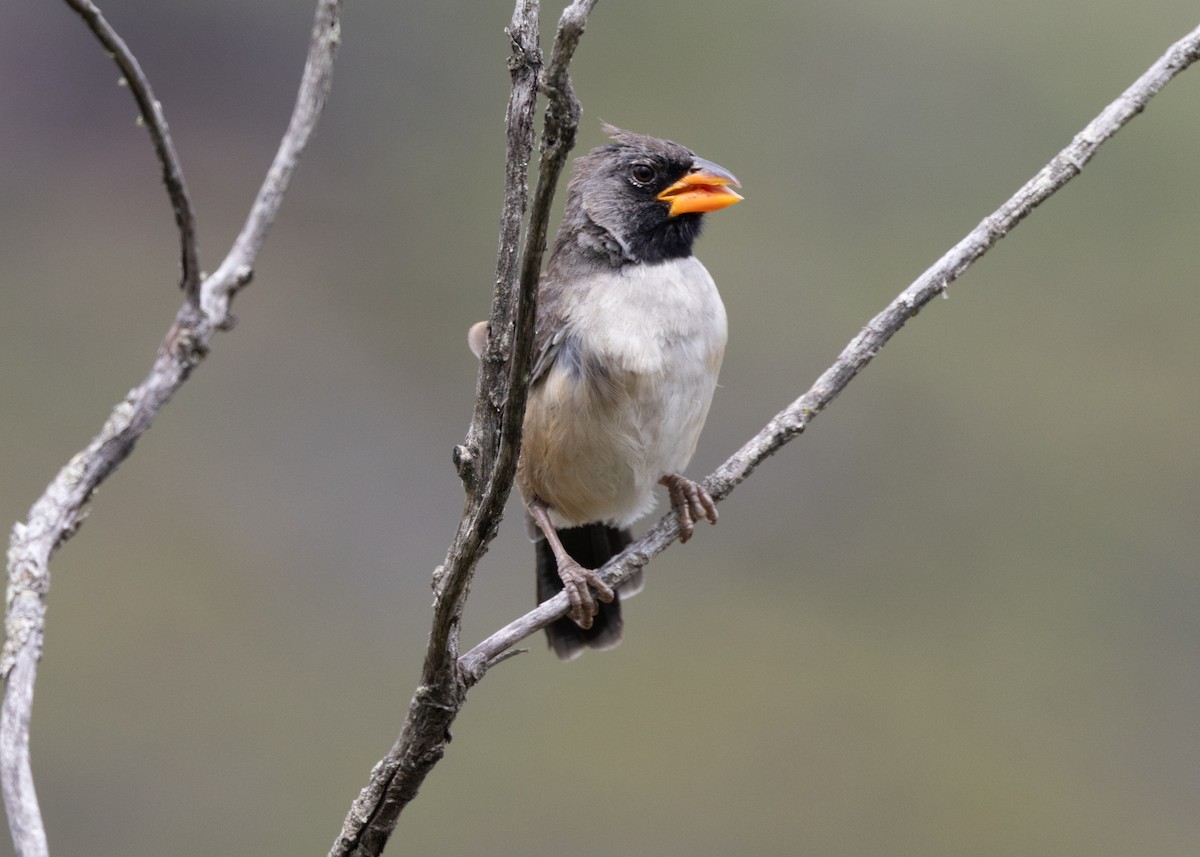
[329,3,602,855]
[1,3,346,855]
[199,3,344,330]
[436,0,542,662]
[326,5,543,851]
[457,20,1200,680]
[0,646,45,857]
[61,0,201,299]
[333,16,1200,855]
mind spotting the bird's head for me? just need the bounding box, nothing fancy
[561,124,743,265]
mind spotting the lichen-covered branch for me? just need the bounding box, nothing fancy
[456,20,1200,679]
[1,4,346,856]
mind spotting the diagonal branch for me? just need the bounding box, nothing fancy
[62,0,201,300]
[197,5,344,331]
[457,20,1200,680]
[1,4,346,856]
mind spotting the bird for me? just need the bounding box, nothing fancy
[468,124,742,659]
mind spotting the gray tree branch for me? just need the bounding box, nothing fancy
[62,0,201,299]
[457,22,1200,674]
[5,5,1199,857]
[1,3,346,856]
[328,3,599,855]
[333,16,1200,857]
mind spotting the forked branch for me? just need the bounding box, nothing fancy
[1,3,346,856]
[336,13,1200,857]
[457,21,1200,676]
[328,3,600,855]
[333,18,1200,857]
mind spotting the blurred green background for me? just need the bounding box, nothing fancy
[3,2,1199,855]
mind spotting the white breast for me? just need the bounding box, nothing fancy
[580,256,727,374]
[522,256,727,529]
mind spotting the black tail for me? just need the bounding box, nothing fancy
[537,524,634,660]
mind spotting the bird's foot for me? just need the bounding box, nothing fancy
[558,559,616,629]
[659,473,718,543]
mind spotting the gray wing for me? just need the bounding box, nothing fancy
[467,275,571,385]
[529,327,568,386]
[528,274,572,387]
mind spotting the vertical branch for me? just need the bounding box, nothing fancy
[2,3,346,856]
[327,5,543,850]
[0,646,45,857]
[436,0,543,669]
[330,3,600,855]
[502,0,597,464]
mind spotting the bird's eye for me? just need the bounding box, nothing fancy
[630,163,656,185]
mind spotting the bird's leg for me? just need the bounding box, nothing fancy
[529,499,615,629]
[659,473,719,543]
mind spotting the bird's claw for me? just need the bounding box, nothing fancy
[558,559,615,629]
[660,473,718,543]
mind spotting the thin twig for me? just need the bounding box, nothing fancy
[457,20,1200,680]
[198,5,343,330]
[62,0,201,300]
[1,4,346,856]
[328,3,601,855]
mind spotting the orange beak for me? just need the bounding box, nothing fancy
[657,157,744,217]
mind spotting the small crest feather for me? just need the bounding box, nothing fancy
[599,122,686,155]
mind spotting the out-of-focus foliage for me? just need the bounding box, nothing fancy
[1,3,1198,855]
